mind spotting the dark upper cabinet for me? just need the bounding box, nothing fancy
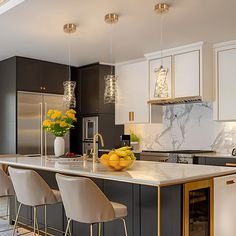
[80,65,100,114]
[41,61,69,94]
[17,57,70,94]
[17,57,42,93]
[79,63,115,115]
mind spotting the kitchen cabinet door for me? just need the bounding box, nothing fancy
[80,65,100,114]
[174,50,200,98]
[17,57,42,92]
[149,56,172,100]
[214,174,236,236]
[217,48,236,120]
[41,61,68,94]
[115,60,149,124]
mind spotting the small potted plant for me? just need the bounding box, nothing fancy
[43,109,77,157]
[130,132,140,152]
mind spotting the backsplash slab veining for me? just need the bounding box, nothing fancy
[125,103,236,153]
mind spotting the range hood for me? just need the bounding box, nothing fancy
[148,96,202,105]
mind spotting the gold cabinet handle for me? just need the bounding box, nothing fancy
[132,112,135,121]
[128,112,131,122]
[226,163,236,167]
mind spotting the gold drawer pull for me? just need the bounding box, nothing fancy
[226,180,235,185]
[226,163,236,167]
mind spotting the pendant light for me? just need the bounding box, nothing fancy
[154,3,170,99]
[63,23,77,108]
[104,13,119,104]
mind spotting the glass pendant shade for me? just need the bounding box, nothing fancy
[154,66,168,98]
[104,74,118,104]
[63,81,76,108]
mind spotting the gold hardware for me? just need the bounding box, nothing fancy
[132,112,135,121]
[154,3,170,14]
[128,112,131,122]
[148,96,202,105]
[105,13,119,24]
[63,23,77,34]
[226,163,236,167]
[226,180,235,185]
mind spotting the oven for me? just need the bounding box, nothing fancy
[83,116,98,141]
[82,116,98,155]
[140,150,214,164]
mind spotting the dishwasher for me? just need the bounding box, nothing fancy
[214,174,236,236]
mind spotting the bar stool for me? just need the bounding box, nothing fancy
[9,167,62,236]
[56,173,128,236]
[0,168,15,232]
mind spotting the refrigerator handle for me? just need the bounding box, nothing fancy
[44,102,48,156]
[40,102,43,156]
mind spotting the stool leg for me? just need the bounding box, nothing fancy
[44,205,47,236]
[14,197,19,234]
[33,207,36,235]
[121,218,128,236]
[12,203,22,236]
[65,218,72,236]
[98,223,101,236]
[90,224,93,236]
[34,206,40,235]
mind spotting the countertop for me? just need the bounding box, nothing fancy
[0,156,236,187]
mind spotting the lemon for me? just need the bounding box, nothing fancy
[100,154,109,166]
[109,154,120,167]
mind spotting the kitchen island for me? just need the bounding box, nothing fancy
[0,156,236,236]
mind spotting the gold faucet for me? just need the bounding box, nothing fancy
[93,133,104,163]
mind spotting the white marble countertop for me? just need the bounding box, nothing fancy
[0,156,236,186]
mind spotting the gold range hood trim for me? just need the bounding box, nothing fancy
[148,96,202,105]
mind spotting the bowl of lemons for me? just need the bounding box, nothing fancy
[99,146,136,171]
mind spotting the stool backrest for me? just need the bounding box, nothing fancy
[0,169,14,197]
[9,167,57,206]
[56,174,115,224]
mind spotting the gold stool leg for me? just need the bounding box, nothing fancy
[44,205,47,236]
[121,218,128,236]
[12,203,22,236]
[98,222,101,236]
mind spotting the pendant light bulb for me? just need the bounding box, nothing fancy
[63,23,77,108]
[103,13,119,104]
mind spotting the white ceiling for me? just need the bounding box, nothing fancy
[0,0,236,66]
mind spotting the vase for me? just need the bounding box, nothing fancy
[54,137,65,157]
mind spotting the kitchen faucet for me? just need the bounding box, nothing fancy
[92,133,104,163]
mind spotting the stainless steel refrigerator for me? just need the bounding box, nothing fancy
[17,91,69,156]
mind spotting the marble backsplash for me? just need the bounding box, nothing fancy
[125,103,236,154]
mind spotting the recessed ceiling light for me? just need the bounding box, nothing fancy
[0,0,25,15]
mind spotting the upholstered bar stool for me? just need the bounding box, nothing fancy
[9,167,62,236]
[0,168,15,232]
[56,173,128,236]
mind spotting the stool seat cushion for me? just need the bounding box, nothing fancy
[52,189,62,203]
[111,201,127,218]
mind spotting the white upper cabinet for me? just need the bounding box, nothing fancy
[214,41,236,121]
[115,59,149,124]
[145,42,213,102]
[174,50,200,97]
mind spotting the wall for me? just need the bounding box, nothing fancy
[125,103,236,153]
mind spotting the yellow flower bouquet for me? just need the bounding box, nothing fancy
[43,109,77,137]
